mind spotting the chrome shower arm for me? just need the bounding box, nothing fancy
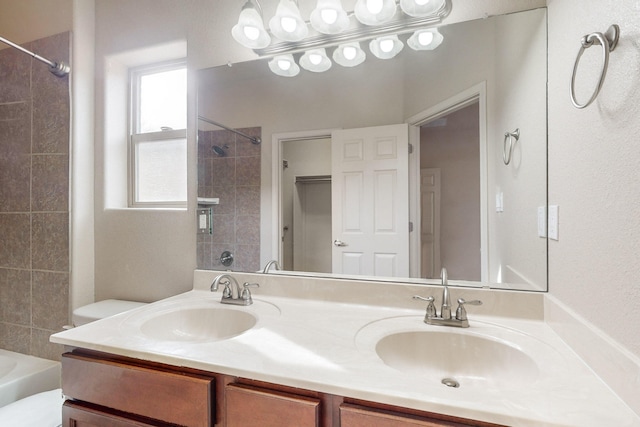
[0,35,70,77]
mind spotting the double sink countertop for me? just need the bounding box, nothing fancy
[51,271,640,427]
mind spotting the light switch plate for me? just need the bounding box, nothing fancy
[537,206,546,237]
[548,205,559,240]
[197,208,212,235]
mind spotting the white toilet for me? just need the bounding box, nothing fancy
[72,299,147,327]
[0,299,147,427]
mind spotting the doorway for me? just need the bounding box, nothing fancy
[420,102,481,280]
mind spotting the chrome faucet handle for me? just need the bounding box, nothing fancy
[455,298,482,321]
[241,282,260,302]
[413,295,437,319]
[210,275,230,292]
[222,283,233,299]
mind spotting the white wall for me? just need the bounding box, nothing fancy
[93,0,195,302]
[0,0,72,47]
[547,0,640,357]
[491,9,547,288]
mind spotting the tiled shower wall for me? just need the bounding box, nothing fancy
[0,33,70,360]
[197,127,261,272]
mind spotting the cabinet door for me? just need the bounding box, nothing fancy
[63,401,171,427]
[225,383,320,427]
[341,403,479,427]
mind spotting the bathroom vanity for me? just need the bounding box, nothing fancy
[60,349,503,427]
[51,271,640,427]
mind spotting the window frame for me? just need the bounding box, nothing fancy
[128,60,187,209]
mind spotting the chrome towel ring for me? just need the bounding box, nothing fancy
[570,24,620,109]
[503,128,520,165]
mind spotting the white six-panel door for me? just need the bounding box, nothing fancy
[331,124,409,277]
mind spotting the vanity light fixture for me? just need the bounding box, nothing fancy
[400,0,447,17]
[269,0,308,42]
[232,0,451,76]
[300,48,332,72]
[310,0,350,34]
[369,34,404,59]
[333,42,367,67]
[407,28,443,50]
[354,0,397,26]
[268,54,301,77]
[231,0,271,49]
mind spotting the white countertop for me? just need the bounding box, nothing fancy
[51,276,640,427]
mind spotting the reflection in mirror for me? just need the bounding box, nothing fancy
[197,8,547,292]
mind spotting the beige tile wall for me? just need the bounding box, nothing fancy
[0,32,70,361]
[197,127,261,272]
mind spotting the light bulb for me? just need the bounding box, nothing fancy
[309,54,322,65]
[366,0,383,14]
[278,60,291,71]
[407,28,443,51]
[311,0,349,34]
[416,0,430,4]
[333,42,366,67]
[281,16,297,33]
[243,26,260,40]
[343,46,357,60]
[232,1,271,49]
[380,39,394,53]
[369,35,403,59]
[418,31,434,46]
[321,9,338,24]
[269,0,308,42]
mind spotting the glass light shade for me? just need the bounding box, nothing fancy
[231,2,271,49]
[269,0,308,42]
[354,0,396,26]
[369,35,404,59]
[300,49,332,72]
[332,42,366,67]
[407,28,444,50]
[400,0,446,17]
[310,0,350,34]
[268,54,301,77]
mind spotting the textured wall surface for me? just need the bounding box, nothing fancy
[547,0,640,358]
[0,32,70,360]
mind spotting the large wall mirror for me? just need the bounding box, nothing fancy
[197,7,548,292]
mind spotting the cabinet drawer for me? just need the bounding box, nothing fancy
[62,352,214,427]
[341,403,480,427]
[226,383,320,427]
[63,400,172,427]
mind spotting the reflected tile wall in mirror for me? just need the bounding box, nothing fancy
[197,127,261,271]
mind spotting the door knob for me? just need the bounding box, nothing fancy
[333,239,348,247]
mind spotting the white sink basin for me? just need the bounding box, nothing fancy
[376,330,539,387]
[140,307,257,342]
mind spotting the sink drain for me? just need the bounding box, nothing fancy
[441,377,460,388]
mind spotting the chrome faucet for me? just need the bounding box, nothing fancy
[262,260,281,274]
[210,274,259,306]
[413,267,482,328]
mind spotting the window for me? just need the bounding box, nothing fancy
[130,61,187,207]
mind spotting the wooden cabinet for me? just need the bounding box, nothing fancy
[225,383,320,427]
[60,350,505,427]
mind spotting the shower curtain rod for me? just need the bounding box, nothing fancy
[198,115,261,145]
[0,35,70,77]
